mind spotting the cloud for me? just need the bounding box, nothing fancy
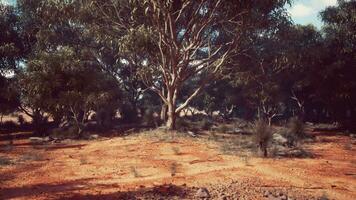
[288,3,313,18]
[0,0,16,5]
[320,0,337,7]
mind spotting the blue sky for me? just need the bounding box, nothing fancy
[1,0,337,28]
[287,0,338,28]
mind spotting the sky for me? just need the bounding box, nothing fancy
[1,0,338,28]
[287,0,338,28]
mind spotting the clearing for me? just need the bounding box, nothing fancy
[0,129,355,200]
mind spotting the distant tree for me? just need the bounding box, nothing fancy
[18,46,121,135]
[318,0,356,122]
[0,3,23,119]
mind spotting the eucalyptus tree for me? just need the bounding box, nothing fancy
[87,0,292,129]
[318,0,356,121]
[0,3,24,118]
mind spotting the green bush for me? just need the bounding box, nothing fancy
[252,119,272,157]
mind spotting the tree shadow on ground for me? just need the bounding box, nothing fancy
[0,178,94,199]
[0,179,193,200]
[59,184,193,200]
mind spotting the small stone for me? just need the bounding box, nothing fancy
[263,191,271,197]
[196,187,210,198]
[89,134,99,140]
[281,195,288,200]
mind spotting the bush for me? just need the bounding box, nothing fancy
[285,117,305,147]
[120,104,138,123]
[198,118,213,130]
[175,117,190,131]
[1,121,17,130]
[0,157,13,166]
[142,108,158,127]
[252,119,272,157]
[216,124,230,133]
[288,117,305,138]
[17,115,25,126]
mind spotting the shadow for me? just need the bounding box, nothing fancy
[0,179,193,200]
[311,130,346,137]
[44,144,87,151]
[0,163,44,184]
[0,131,34,142]
[59,184,193,200]
[0,178,94,199]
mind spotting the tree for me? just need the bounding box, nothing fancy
[18,46,121,135]
[88,0,292,129]
[0,3,24,119]
[318,0,356,122]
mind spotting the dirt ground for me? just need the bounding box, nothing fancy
[0,129,355,200]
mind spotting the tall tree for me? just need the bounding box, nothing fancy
[318,0,356,122]
[88,0,292,129]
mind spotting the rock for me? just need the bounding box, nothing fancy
[281,195,288,200]
[196,187,210,199]
[273,133,288,145]
[187,131,197,137]
[288,149,306,157]
[220,196,228,200]
[89,134,99,140]
[43,136,51,142]
[29,137,45,144]
[234,128,244,134]
[350,134,356,139]
[263,191,271,197]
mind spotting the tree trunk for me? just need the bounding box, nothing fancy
[160,103,167,122]
[268,117,272,126]
[166,103,176,130]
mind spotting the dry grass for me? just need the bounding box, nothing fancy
[130,166,140,178]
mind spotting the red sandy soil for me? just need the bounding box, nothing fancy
[0,130,355,200]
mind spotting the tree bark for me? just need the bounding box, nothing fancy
[166,89,177,130]
[166,103,176,130]
[160,103,167,122]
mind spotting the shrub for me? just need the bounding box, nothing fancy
[252,119,272,157]
[142,108,158,127]
[285,117,305,147]
[17,115,25,126]
[288,117,305,138]
[0,157,13,166]
[200,118,213,130]
[216,124,230,133]
[120,104,138,123]
[172,146,180,155]
[1,121,17,130]
[169,162,178,176]
[130,166,140,178]
[175,117,190,131]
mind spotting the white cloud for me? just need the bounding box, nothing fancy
[288,4,313,18]
[0,0,11,5]
[320,0,337,7]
